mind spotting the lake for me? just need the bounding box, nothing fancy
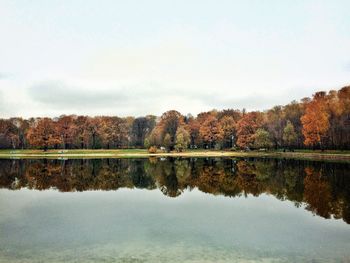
[0,157,349,262]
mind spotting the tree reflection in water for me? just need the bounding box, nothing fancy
[0,157,349,224]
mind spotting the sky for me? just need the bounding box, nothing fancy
[0,0,349,118]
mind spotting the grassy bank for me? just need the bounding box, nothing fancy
[0,149,350,162]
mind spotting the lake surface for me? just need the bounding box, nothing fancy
[0,157,349,262]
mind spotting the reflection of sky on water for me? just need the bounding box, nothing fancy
[0,188,349,262]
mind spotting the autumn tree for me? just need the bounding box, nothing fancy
[100,116,129,148]
[265,106,285,149]
[301,92,330,148]
[74,116,89,148]
[196,111,214,125]
[220,116,236,148]
[337,86,350,149]
[84,117,102,149]
[199,115,223,148]
[187,116,200,148]
[236,112,263,149]
[217,109,241,122]
[57,115,77,149]
[26,118,62,151]
[338,86,350,115]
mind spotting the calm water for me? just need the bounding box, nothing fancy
[0,158,349,262]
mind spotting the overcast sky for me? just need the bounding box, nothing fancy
[0,0,349,118]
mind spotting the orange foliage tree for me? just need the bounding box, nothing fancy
[100,116,129,148]
[26,118,62,151]
[236,112,263,149]
[57,115,77,149]
[220,116,236,148]
[301,92,329,148]
[199,115,223,148]
[187,116,200,147]
[84,117,103,149]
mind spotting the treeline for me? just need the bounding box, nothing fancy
[0,86,349,150]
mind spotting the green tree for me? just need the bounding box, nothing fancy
[253,128,273,149]
[283,120,297,149]
[147,127,162,147]
[158,110,184,149]
[144,138,151,149]
[163,133,172,151]
[175,127,190,152]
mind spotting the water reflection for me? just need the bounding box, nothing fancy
[0,157,349,224]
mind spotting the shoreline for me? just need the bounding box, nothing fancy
[0,149,350,162]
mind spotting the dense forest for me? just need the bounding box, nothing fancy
[0,86,349,151]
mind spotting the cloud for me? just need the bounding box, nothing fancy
[26,79,306,117]
[27,80,203,116]
[29,81,128,108]
[2,1,350,118]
